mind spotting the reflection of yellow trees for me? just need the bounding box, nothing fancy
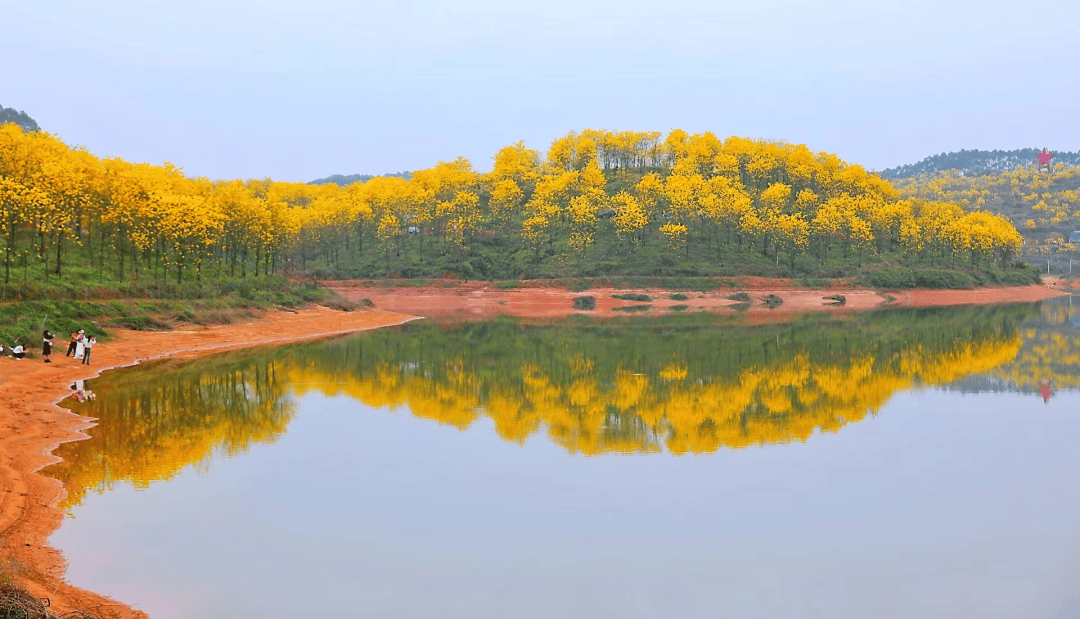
[282,314,1025,456]
[989,299,1080,391]
[50,359,295,510]
[49,307,1040,511]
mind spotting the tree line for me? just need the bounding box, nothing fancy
[0,124,1025,287]
[880,148,1080,179]
[0,105,39,133]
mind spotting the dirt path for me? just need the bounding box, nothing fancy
[328,279,1070,320]
[0,306,418,618]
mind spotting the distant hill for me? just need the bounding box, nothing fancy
[880,148,1080,179]
[0,105,40,132]
[308,171,411,186]
[890,163,1080,256]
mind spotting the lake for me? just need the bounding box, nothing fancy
[48,300,1080,618]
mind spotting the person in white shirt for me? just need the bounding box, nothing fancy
[82,336,96,365]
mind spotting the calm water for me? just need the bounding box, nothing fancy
[48,300,1080,619]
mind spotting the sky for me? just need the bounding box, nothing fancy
[5,0,1078,182]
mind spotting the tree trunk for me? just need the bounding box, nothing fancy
[54,231,63,276]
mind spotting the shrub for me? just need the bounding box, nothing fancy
[914,269,976,289]
[613,304,651,312]
[726,292,751,302]
[998,270,1039,285]
[572,296,596,310]
[321,291,364,311]
[869,267,917,289]
[612,293,652,301]
[494,280,522,289]
[668,293,688,301]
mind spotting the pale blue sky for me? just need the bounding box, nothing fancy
[5,0,1077,181]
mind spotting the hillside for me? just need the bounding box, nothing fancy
[890,164,1080,273]
[881,148,1080,179]
[308,171,410,186]
[0,105,39,132]
[1,124,1034,298]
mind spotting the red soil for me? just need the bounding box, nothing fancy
[327,278,1069,320]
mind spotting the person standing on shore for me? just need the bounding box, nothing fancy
[42,330,54,363]
[82,336,96,365]
[74,329,86,360]
[66,330,81,357]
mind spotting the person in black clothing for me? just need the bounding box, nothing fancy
[42,330,54,363]
[66,330,82,357]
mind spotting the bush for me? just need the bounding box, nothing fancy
[613,304,651,312]
[321,291,364,311]
[494,280,522,289]
[869,267,917,289]
[668,293,688,301]
[572,296,596,310]
[998,267,1042,285]
[612,293,652,301]
[726,292,751,302]
[914,269,976,289]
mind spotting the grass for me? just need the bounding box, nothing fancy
[564,279,591,292]
[0,276,353,352]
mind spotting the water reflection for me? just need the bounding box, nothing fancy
[990,296,1080,399]
[51,356,295,511]
[52,303,1064,512]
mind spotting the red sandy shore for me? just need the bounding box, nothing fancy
[0,277,1070,617]
[328,277,1070,320]
[0,307,418,618]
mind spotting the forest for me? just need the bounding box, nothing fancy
[0,124,1028,293]
[0,105,39,133]
[880,148,1080,179]
[308,171,411,186]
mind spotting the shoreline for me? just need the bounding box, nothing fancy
[328,279,1071,320]
[0,306,420,618]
